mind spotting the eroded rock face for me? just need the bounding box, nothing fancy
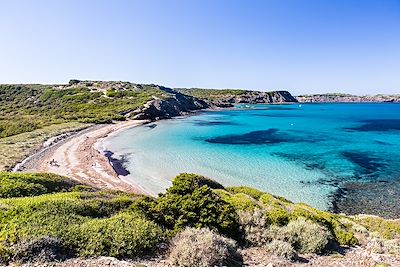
[209,91,298,107]
[236,91,298,104]
[133,92,209,120]
[296,94,400,103]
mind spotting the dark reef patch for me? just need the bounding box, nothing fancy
[341,151,387,177]
[103,151,130,176]
[146,123,157,129]
[345,119,400,132]
[375,140,392,145]
[205,129,294,145]
[330,179,400,218]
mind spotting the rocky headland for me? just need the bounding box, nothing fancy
[64,80,298,120]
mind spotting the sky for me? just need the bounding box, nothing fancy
[0,0,399,95]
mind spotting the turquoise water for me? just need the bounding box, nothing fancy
[105,103,400,213]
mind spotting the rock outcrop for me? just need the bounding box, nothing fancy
[297,94,400,103]
[232,90,298,104]
[64,80,298,121]
[176,88,298,108]
[133,88,209,120]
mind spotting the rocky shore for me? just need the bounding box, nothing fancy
[296,93,400,103]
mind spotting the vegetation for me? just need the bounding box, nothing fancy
[0,82,169,170]
[132,173,239,238]
[0,83,166,139]
[176,88,246,100]
[265,240,297,260]
[281,218,332,254]
[0,122,88,170]
[167,227,241,267]
[0,172,77,198]
[0,172,399,265]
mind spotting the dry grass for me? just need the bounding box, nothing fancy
[0,122,89,170]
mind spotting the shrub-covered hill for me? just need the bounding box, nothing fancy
[0,172,399,266]
[0,80,208,170]
[0,81,170,138]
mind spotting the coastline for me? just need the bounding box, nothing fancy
[12,102,400,219]
[17,120,150,194]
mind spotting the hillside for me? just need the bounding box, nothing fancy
[177,88,298,107]
[0,80,297,171]
[0,172,399,266]
[296,93,400,103]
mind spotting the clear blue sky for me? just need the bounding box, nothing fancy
[1,0,399,95]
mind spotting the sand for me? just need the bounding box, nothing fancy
[20,120,148,194]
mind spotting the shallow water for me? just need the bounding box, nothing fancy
[104,103,400,215]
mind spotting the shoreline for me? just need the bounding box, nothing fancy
[12,103,400,219]
[17,120,150,194]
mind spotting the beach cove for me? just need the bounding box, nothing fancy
[102,103,400,218]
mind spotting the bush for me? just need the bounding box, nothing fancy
[133,173,239,239]
[226,186,264,200]
[265,240,297,260]
[167,173,225,194]
[0,191,139,256]
[280,218,332,254]
[265,206,290,226]
[73,212,163,258]
[354,215,400,240]
[11,236,70,263]
[215,190,259,211]
[70,185,96,192]
[168,228,241,267]
[0,172,77,198]
[239,209,276,246]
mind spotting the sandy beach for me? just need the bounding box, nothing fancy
[19,120,148,194]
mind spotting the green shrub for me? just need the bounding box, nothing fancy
[265,240,297,260]
[168,227,241,267]
[70,185,96,192]
[73,212,163,258]
[0,191,138,246]
[265,206,290,226]
[280,218,332,254]
[226,186,264,200]
[0,172,77,198]
[167,173,225,194]
[215,190,259,211]
[353,215,400,240]
[133,174,239,239]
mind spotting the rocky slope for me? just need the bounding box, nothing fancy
[176,88,298,107]
[132,87,209,120]
[64,81,298,120]
[296,94,400,103]
[212,90,298,107]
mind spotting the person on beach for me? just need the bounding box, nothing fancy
[49,159,59,167]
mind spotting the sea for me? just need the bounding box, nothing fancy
[103,103,400,217]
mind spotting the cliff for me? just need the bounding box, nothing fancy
[176,88,298,107]
[296,93,400,103]
[132,87,209,120]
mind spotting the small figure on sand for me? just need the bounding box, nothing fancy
[49,159,60,167]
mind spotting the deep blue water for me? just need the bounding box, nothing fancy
[105,103,400,216]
